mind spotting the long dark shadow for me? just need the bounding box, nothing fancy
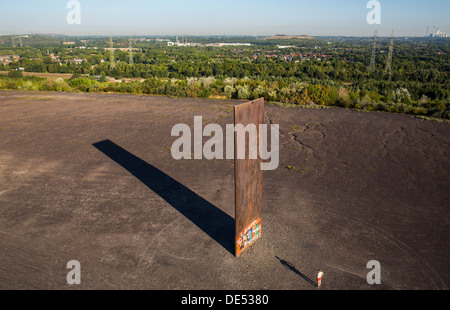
[275,256,317,287]
[93,139,235,255]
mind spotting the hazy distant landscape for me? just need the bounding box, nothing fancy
[0,34,449,121]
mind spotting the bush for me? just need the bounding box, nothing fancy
[103,85,118,93]
[223,85,235,98]
[198,87,211,98]
[77,84,89,92]
[69,73,81,80]
[38,81,52,91]
[69,77,94,88]
[7,70,23,79]
[164,82,186,97]
[307,85,337,106]
[5,81,19,89]
[235,85,250,99]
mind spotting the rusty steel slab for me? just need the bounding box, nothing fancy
[234,98,264,257]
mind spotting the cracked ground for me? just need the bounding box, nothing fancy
[0,90,449,290]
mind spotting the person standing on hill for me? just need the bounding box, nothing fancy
[317,269,324,288]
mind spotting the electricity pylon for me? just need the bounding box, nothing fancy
[109,35,115,69]
[12,36,26,48]
[128,38,134,65]
[368,30,378,73]
[385,30,394,78]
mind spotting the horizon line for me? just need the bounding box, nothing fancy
[1,33,447,39]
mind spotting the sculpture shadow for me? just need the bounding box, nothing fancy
[93,139,235,255]
[275,256,317,287]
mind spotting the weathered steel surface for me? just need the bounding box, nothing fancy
[234,98,264,257]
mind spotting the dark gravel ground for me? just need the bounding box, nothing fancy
[0,90,448,290]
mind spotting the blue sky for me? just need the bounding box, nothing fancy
[1,0,449,37]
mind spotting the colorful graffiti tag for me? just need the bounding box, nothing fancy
[236,219,261,256]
